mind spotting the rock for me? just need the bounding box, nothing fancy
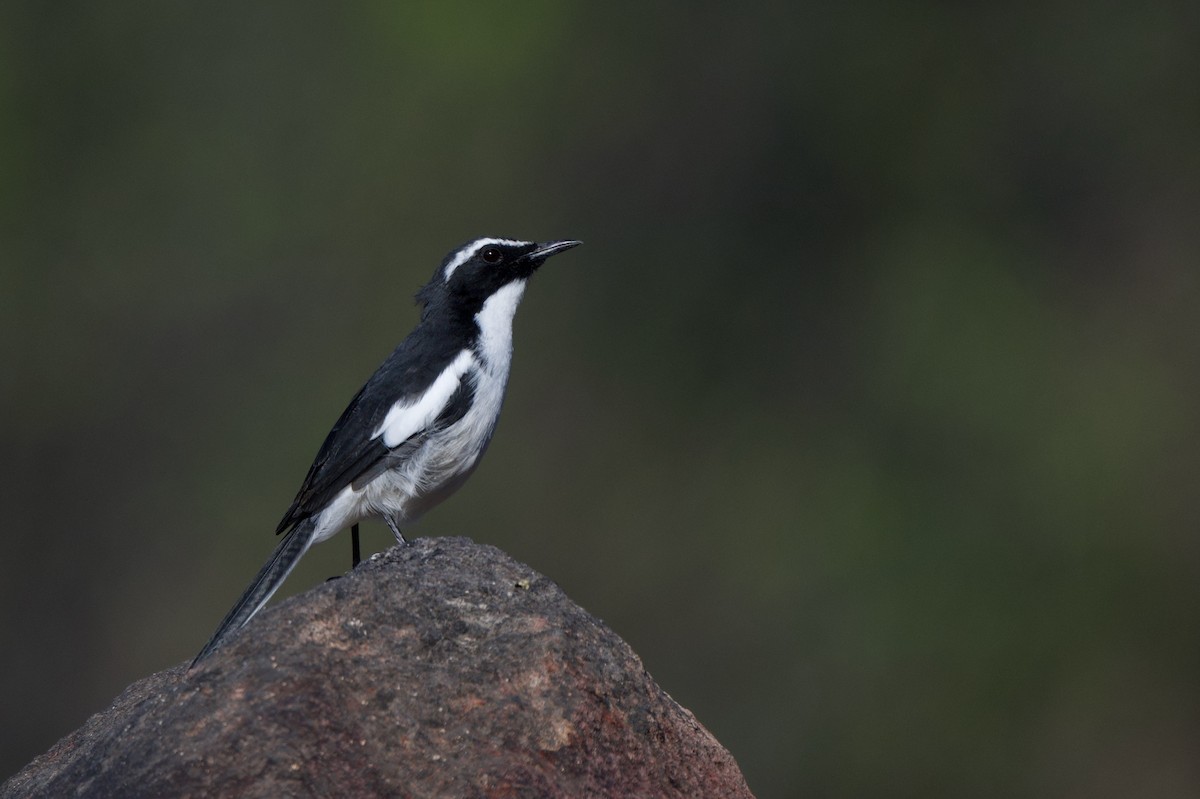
[3,537,754,798]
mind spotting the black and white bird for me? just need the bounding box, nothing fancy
[193,237,581,664]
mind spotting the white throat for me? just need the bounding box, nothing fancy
[474,280,527,373]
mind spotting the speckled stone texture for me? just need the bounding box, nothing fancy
[3,537,754,799]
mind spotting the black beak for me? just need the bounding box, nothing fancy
[528,240,582,263]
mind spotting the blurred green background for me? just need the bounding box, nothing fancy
[2,2,1198,796]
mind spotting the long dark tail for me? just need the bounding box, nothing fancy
[192,519,316,666]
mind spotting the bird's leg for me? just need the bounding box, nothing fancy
[327,524,362,581]
[385,515,407,546]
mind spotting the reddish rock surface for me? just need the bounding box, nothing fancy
[3,537,754,798]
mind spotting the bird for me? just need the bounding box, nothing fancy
[192,237,581,665]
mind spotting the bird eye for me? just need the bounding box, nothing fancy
[481,246,503,264]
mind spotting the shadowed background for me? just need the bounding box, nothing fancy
[2,2,1198,796]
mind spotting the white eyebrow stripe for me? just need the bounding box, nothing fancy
[442,238,529,282]
[371,350,476,447]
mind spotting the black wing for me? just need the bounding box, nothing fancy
[275,320,475,534]
[347,377,476,491]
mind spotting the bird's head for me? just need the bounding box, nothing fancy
[416,238,581,316]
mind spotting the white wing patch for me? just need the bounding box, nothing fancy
[442,237,530,282]
[372,349,475,448]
